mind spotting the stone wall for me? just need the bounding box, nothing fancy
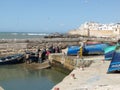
[68,29,117,37]
[49,53,93,70]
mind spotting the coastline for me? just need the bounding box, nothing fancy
[0,36,116,57]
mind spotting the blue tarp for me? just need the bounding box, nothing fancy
[83,43,109,55]
[108,46,120,73]
[67,43,109,56]
[67,46,80,55]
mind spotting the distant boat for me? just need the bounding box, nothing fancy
[0,54,25,65]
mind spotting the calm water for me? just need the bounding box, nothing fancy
[0,64,67,90]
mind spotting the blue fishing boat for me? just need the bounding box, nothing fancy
[104,45,117,60]
[0,54,25,65]
[67,46,80,55]
[83,43,109,55]
[63,43,110,56]
[108,46,120,73]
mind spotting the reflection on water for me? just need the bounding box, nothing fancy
[0,64,66,90]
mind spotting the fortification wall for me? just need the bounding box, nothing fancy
[68,29,117,37]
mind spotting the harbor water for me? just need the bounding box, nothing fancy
[0,32,68,90]
[0,64,67,90]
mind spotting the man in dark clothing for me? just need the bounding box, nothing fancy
[36,49,41,63]
[41,49,47,62]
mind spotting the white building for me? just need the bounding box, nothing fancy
[78,22,119,31]
[69,22,120,37]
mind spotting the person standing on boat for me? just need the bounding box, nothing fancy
[46,49,50,59]
[25,53,30,64]
[36,48,41,63]
[41,48,47,62]
[38,51,42,63]
[48,45,53,53]
[55,46,60,53]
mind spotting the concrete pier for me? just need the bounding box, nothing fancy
[48,53,100,71]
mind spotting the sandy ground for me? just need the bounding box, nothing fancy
[52,58,120,90]
[0,87,4,90]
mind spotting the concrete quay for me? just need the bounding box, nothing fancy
[48,53,104,71]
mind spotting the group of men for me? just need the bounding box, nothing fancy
[25,45,61,64]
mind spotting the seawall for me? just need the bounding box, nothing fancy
[48,53,94,71]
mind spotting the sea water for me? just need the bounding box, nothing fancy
[0,32,49,39]
[0,64,67,90]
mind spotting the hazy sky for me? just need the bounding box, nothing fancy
[0,0,120,33]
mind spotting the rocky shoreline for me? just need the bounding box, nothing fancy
[0,36,117,57]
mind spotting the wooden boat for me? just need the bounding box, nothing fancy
[83,43,110,55]
[0,54,25,65]
[104,45,117,60]
[107,45,120,73]
[63,43,110,56]
[67,46,80,55]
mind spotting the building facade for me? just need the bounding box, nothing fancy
[68,22,120,37]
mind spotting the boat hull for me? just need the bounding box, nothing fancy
[83,43,109,55]
[0,54,25,65]
[104,45,117,60]
[108,46,120,73]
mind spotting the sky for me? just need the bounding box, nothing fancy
[0,0,120,33]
